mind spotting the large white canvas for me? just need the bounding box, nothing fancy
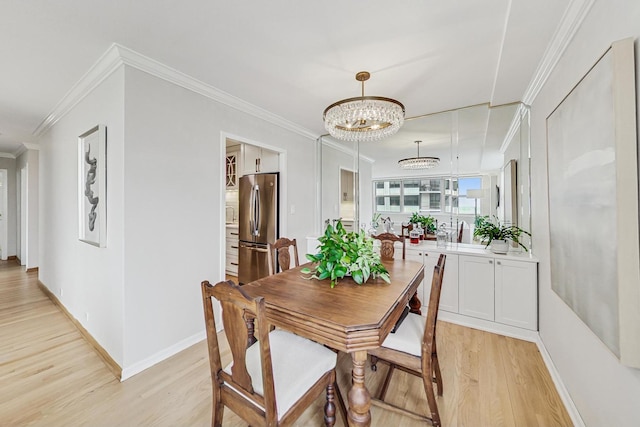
[546,38,640,367]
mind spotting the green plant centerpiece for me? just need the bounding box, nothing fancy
[473,215,531,252]
[301,220,390,288]
[409,212,436,234]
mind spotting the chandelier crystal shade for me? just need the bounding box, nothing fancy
[323,71,405,143]
[398,140,440,169]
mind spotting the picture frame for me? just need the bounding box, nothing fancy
[78,125,107,247]
[546,38,640,367]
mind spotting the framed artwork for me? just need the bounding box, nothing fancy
[78,125,106,247]
[546,38,640,367]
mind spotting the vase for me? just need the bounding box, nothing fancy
[490,239,509,254]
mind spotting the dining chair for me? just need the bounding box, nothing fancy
[201,279,345,426]
[372,232,405,260]
[401,223,413,239]
[267,237,299,276]
[369,254,447,427]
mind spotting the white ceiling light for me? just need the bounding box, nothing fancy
[323,71,405,143]
[398,140,440,169]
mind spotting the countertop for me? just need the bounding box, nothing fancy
[405,240,538,262]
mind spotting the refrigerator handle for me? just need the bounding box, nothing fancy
[249,183,255,235]
[254,184,261,236]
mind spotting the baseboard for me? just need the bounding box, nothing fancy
[120,331,206,381]
[37,280,123,380]
[437,311,539,342]
[26,267,39,273]
[535,336,585,427]
[8,255,17,261]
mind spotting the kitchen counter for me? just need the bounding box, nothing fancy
[406,240,538,263]
[306,235,537,262]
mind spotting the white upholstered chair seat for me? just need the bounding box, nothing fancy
[223,329,337,418]
[380,312,424,357]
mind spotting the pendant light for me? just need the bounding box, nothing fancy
[398,140,440,169]
[323,71,405,143]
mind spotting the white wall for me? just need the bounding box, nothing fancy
[16,149,39,269]
[39,68,126,365]
[121,67,316,373]
[38,51,319,378]
[531,1,640,425]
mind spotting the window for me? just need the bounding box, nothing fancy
[375,180,402,212]
[458,177,483,216]
[373,176,482,214]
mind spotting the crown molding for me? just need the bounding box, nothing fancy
[12,142,41,159]
[499,103,529,154]
[34,43,318,141]
[33,45,124,137]
[522,0,596,105]
[320,137,375,164]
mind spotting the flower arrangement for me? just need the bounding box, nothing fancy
[302,220,390,288]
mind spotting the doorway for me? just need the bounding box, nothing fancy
[19,166,27,265]
[0,169,7,260]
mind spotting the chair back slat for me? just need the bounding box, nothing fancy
[372,232,405,260]
[422,254,446,357]
[267,237,300,275]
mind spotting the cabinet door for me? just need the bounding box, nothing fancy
[225,150,239,188]
[459,255,494,320]
[242,145,279,175]
[403,249,424,312]
[259,149,279,173]
[424,251,458,313]
[242,144,261,175]
[494,259,537,330]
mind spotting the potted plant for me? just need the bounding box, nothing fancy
[409,212,436,235]
[302,220,390,288]
[473,216,531,253]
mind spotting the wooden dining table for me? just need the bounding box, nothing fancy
[242,258,425,427]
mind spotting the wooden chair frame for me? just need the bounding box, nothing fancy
[201,280,343,426]
[372,232,405,261]
[368,254,446,426]
[267,237,300,276]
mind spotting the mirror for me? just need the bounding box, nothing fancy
[319,102,531,250]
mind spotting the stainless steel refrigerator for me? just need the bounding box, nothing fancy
[238,173,279,284]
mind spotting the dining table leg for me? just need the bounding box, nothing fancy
[347,350,371,427]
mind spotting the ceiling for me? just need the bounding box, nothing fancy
[0,0,571,156]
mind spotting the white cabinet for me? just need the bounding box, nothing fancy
[424,251,458,313]
[459,255,495,321]
[225,226,239,275]
[241,144,279,175]
[225,149,239,189]
[387,241,538,337]
[403,248,459,314]
[458,254,538,330]
[495,259,537,330]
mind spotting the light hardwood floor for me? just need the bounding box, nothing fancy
[1,263,573,426]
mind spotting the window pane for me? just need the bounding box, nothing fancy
[404,194,419,210]
[458,177,483,215]
[421,179,441,192]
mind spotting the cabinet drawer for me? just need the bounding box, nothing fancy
[226,228,239,239]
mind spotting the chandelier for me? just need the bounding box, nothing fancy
[323,71,405,142]
[398,140,440,169]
